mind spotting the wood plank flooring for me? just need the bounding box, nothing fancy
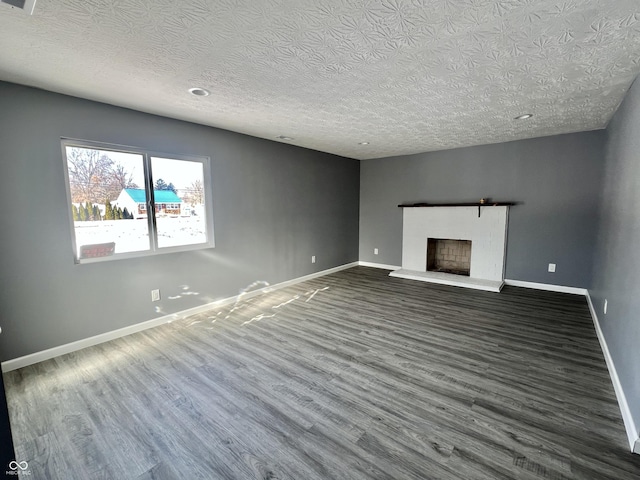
[5,266,640,479]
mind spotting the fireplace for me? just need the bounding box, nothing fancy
[389,204,510,292]
[426,238,471,276]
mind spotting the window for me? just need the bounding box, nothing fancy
[62,139,214,263]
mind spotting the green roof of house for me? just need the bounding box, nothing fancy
[124,189,181,203]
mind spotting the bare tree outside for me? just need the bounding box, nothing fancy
[66,148,113,203]
[66,147,140,203]
[186,179,204,205]
[111,164,139,193]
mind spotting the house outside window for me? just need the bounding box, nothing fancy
[116,189,183,218]
[62,139,214,263]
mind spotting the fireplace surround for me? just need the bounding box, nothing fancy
[390,204,510,292]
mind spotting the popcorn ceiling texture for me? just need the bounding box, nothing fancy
[0,0,639,159]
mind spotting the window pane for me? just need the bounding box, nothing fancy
[65,146,149,259]
[150,156,207,249]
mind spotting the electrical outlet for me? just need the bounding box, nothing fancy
[311,255,316,264]
[151,289,160,302]
[374,248,379,255]
[548,263,556,273]
[604,299,608,315]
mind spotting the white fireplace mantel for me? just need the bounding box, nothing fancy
[389,206,509,292]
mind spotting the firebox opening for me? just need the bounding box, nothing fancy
[427,238,472,276]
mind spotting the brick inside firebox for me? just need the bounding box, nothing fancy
[426,238,472,276]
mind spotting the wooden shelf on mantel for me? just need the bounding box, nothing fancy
[398,202,516,208]
[398,201,516,217]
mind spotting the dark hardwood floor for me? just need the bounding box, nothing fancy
[4,266,640,479]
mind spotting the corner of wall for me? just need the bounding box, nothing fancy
[586,291,639,452]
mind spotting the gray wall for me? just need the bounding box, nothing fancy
[359,131,605,287]
[0,82,360,362]
[591,78,640,431]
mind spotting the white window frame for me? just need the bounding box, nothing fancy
[61,138,215,264]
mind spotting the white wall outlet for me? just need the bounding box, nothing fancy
[311,255,316,264]
[604,299,608,315]
[374,248,379,255]
[548,263,556,273]
[151,289,160,302]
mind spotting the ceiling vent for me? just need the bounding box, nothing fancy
[1,0,36,15]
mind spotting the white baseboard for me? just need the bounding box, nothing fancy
[585,291,638,452]
[1,261,359,372]
[504,279,587,295]
[358,261,401,270]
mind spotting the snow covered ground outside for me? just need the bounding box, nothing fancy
[74,216,208,255]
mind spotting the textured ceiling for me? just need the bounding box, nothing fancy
[1,0,639,160]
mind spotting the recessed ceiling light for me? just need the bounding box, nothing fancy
[188,87,210,97]
[359,142,370,145]
[276,135,294,141]
[515,113,533,120]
